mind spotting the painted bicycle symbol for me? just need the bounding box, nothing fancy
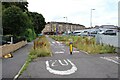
[46,59,77,75]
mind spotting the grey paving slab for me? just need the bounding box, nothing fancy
[2,42,33,78]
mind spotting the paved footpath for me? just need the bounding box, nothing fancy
[2,42,33,79]
[20,36,119,79]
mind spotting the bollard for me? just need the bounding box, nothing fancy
[69,42,73,55]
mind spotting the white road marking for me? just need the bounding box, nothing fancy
[51,60,58,67]
[52,41,55,44]
[46,59,77,75]
[56,41,60,44]
[80,50,89,55]
[56,41,63,46]
[13,61,28,80]
[73,51,79,53]
[115,57,119,60]
[100,57,119,64]
[55,51,64,54]
[62,49,65,51]
[58,60,68,66]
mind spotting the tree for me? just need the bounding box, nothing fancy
[29,12,46,34]
[3,5,29,36]
[2,2,28,12]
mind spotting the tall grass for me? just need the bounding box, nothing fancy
[50,35,116,54]
[29,36,52,61]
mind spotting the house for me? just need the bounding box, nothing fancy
[42,22,85,34]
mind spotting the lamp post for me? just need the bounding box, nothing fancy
[63,17,67,33]
[90,9,95,27]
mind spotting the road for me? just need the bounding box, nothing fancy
[19,36,119,79]
[2,42,33,79]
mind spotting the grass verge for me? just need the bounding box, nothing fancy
[18,35,52,78]
[50,35,116,54]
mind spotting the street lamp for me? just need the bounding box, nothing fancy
[63,17,68,33]
[63,17,67,22]
[90,9,95,27]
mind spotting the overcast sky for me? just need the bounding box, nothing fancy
[27,0,119,27]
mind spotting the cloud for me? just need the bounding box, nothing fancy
[27,0,119,27]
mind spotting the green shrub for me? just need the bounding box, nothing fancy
[25,28,36,42]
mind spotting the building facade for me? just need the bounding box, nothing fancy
[42,22,85,34]
[95,25,118,29]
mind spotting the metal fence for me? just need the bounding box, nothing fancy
[95,32,120,48]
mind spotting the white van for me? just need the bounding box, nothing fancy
[73,30,82,36]
[98,29,117,35]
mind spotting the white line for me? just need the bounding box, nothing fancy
[51,60,58,67]
[73,51,79,53]
[115,57,119,60]
[52,42,55,44]
[13,61,27,80]
[80,50,89,55]
[100,57,119,64]
[62,49,65,51]
[55,51,64,54]
[58,60,68,66]
[56,41,60,44]
[46,59,77,75]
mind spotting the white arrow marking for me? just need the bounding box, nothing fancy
[46,59,77,75]
[58,60,68,66]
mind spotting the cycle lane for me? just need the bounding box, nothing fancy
[19,36,118,78]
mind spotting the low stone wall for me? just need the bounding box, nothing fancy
[0,41,27,57]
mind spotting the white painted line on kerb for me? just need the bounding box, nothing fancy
[13,61,27,80]
[100,57,120,64]
[46,59,77,75]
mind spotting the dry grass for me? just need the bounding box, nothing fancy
[29,36,52,61]
[50,35,116,54]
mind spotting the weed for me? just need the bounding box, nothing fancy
[50,35,116,54]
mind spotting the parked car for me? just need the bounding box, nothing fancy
[73,32,81,36]
[98,29,116,35]
[89,31,97,37]
[81,31,89,36]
